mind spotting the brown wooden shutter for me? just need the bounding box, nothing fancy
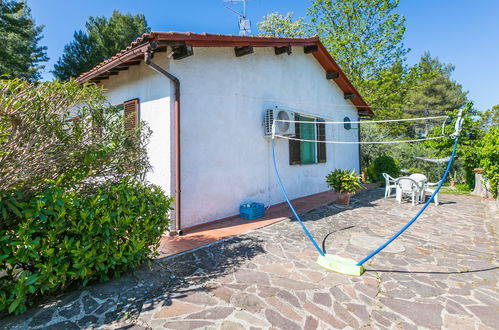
[289,113,301,165]
[317,118,326,163]
[123,98,139,130]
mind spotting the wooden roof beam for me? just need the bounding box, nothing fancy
[326,71,340,79]
[274,46,292,55]
[304,45,318,54]
[172,44,194,60]
[235,45,254,57]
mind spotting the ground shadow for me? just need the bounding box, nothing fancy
[0,235,265,329]
[365,266,499,275]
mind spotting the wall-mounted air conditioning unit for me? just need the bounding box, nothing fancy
[264,108,296,137]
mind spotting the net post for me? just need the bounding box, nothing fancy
[452,109,464,138]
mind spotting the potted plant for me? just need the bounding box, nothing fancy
[326,169,364,206]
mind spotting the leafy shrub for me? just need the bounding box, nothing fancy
[326,169,363,193]
[369,155,400,183]
[476,126,499,197]
[0,178,173,315]
[0,79,151,195]
[455,183,471,192]
[406,168,423,175]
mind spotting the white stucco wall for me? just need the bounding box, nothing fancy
[169,47,361,228]
[97,46,361,229]
[99,54,172,194]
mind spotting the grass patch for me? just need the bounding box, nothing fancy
[440,184,472,196]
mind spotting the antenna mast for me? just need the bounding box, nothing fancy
[224,0,251,36]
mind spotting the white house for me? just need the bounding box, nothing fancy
[77,32,372,233]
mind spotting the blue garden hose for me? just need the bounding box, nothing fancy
[271,138,325,256]
[271,108,465,269]
[356,135,460,266]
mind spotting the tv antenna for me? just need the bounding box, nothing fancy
[224,0,252,36]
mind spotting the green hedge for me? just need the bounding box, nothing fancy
[367,155,400,183]
[0,178,172,315]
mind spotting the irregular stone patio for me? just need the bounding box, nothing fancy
[1,189,498,329]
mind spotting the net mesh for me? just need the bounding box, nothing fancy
[273,115,450,144]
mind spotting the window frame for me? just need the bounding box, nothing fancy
[289,114,327,165]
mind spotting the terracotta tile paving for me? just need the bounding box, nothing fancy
[158,184,378,258]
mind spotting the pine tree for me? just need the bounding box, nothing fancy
[406,52,468,117]
[0,0,48,81]
[53,11,150,80]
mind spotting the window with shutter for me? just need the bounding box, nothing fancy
[123,98,139,130]
[289,114,327,165]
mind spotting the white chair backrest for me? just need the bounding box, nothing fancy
[409,173,427,183]
[383,173,396,183]
[396,177,418,191]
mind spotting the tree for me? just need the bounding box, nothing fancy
[257,12,309,38]
[479,104,499,130]
[53,11,150,80]
[406,52,468,118]
[308,0,409,109]
[0,0,48,80]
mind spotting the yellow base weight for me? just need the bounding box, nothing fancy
[316,254,365,276]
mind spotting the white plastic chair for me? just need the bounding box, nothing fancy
[409,173,427,203]
[422,180,441,205]
[395,177,424,206]
[382,173,397,198]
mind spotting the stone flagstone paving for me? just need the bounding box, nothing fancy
[1,188,498,329]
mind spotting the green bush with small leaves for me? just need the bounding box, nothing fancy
[369,155,400,183]
[326,169,363,193]
[0,178,172,315]
[406,168,423,175]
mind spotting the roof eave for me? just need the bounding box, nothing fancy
[76,33,372,115]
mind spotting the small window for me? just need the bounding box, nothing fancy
[344,116,352,130]
[289,114,326,165]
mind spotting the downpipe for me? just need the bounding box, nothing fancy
[144,48,183,236]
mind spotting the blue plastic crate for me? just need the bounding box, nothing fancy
[240,202,265,220]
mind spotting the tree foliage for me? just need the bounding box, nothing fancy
[307,0,409,108]
[257,1,427,118]
[52,11,150,80]
[424,102,478,184]
[0,0,48,80]
[476,125,498,197]
[0,79,151,194]
[406,52,468,118]
[257,12,310,38]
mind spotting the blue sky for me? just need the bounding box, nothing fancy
[27,0,499,111]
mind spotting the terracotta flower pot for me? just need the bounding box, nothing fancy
[336,192,351,206]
